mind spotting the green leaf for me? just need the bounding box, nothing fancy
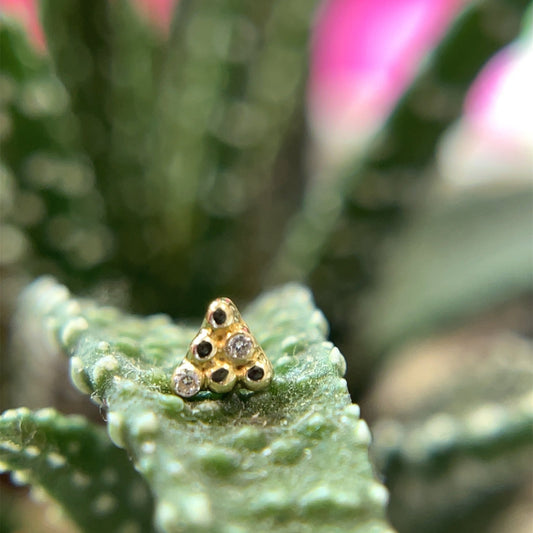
[39,0,318,317]
[15,277,395,533]
[363,188,533,352]
[369,331,533,533]
[0,20,111,391]
[0,18,105,281]
[39,0,112,172]
[377,394,533,533]
[137,0,320,313]
[39,0,165,270]
[0,407,155,533]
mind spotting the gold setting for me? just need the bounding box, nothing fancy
[172,297,273,398]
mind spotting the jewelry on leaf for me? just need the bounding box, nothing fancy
[172,298,273,398]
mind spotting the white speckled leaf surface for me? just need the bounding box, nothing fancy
[0,408,155,533]
[9,278,394,533]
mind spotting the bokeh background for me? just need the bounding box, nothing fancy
[0,0,532,532]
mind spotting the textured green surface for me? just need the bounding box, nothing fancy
[370,331,533,533]
[377,397,533,533]
[375,389,533,475]
[13,278,394,533]
[0,408,155,533]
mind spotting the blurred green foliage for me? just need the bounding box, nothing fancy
[0,0,532,532]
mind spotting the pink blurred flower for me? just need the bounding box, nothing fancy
[130,0,177,34]
[309,0,465,164]
[466,40,533,151]
[0,0,46,51]
[0,0,177,52]
[438,18,533,188]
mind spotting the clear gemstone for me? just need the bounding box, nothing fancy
[173,367,201,398]
[226,333,253,362]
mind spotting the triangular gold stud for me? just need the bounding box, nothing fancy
[172,298,273,398]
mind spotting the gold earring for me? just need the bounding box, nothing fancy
[172,298,273,398]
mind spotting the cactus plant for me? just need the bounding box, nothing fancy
[4,277,393,533]
[0,408,155,533]
[1,0,531,532]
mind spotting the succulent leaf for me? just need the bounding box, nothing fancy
[0,407,155,533]
[13,277,394,533]
[370,330,533,533]
[39,0,319,315]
